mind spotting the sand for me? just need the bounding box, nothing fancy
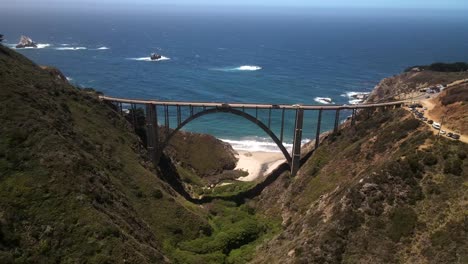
[234,150,286,181]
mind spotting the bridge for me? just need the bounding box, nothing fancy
[100,95,405,176]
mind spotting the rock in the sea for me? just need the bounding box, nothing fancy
[16,35,37,48]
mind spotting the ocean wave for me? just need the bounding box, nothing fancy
[213,65,262,72]
[55,47,87,50]
[12,43,51,49]
[341,91,370,104]
[220,137,311,153]
[66,76,73,81]
[127,56,170,62]
[235,65,262,71]
[96,46,109,50]
[314,97,333,104]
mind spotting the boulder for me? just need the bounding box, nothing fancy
[16,35,37,48]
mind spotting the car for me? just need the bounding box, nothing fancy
[432,122,441,130]
[447,132,453,137]
[427,120,434,124]
[451,134,460,140]
[292,104,302,108]
[422,117,428,121]
[439,130,446,135]
[221,103,230,108]
[272,104,280,109]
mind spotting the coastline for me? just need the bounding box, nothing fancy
[234,150,286,181]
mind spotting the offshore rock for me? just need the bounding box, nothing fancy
[16,35,37,48]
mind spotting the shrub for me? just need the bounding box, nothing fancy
[151,189,163,199]
[387,207,418,242]
[423,153,438,166]
[443,158,463,176]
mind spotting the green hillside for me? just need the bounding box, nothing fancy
[252,108,467,263]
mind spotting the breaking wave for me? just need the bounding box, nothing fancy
[11,43,51,49]
[213,65,262,72]
[55,47,87,50]
[314,97,333,104]
[127,56,170,62]
[235,65,262,71]
[220,137,311,153]
[96,46,109,50]
[341,91,370,104]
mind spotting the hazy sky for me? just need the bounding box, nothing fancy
[6,0,468,9]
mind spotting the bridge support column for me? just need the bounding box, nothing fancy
[280,108,285,142]
[291,108,304,176]
[333,109,340,133]
[315,109,322,149]
[146,103,160,167]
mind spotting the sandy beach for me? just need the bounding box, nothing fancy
[235,150,286,181]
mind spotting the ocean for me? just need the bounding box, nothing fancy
[3,7,468,152]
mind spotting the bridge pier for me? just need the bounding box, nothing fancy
[291,108,304,176]
[145,103,160,167]
[333,109,340,133]
[280,108,285,142]
[315,109,322,149]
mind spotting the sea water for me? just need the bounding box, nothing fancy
[3,7,468,152]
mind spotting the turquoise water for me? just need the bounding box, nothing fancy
[3,8,468,151]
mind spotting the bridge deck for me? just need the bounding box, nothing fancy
[99,95,406,110]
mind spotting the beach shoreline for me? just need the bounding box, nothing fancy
[234,150,286,181]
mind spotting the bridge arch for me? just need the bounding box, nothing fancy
[159,107,292,165]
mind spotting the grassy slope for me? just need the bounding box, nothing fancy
[0,45,212,263]
[252,108,467,264]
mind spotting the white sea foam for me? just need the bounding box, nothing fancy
[36,43,51,49]
[66,76,73,81]
[55,47,87,50]
[13,43,51,49]
[127,56,170,62]
[235,65,262,71]
[341,91,370,104]
[314,97,333,104]
[220,137,311,153]
[97,46,109,50]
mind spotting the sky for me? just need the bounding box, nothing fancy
[5,0,468,10]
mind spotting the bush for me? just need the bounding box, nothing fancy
[423,153,438,166]
[151,189,163,199]
[443,158,463,176]
[387,207,418,242]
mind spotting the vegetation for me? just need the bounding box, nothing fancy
[252,108,467,264]
[0,45,283,263]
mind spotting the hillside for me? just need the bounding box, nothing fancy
[0,45,283,263]
[0,44,217,262]
[367,69,468,103]
[251,107,467,263]
[425,83,467,135]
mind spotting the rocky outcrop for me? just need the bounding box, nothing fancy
[16,35,37,48]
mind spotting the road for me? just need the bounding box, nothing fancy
[99,95,407,110]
